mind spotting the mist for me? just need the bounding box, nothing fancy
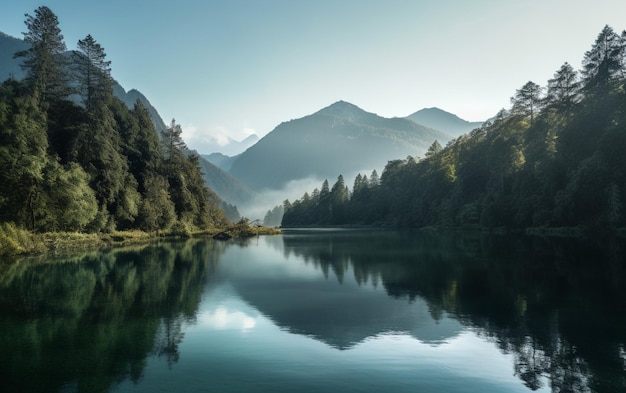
[236,177,326,222]
[235,169,380,223]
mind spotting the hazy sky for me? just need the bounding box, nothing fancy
[2,0,626,153]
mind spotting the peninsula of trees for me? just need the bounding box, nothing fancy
[0,6,231,252]
[283,25,626,233]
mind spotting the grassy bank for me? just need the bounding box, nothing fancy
[0,221,281,258]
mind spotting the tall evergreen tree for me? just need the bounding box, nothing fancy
[14,6,69,106]
[369,170,380,187]
[582,25,624,91]
[511,81,543,125]
[0,80,48,229]
[425,140,443,158]
[161,119,186,172]
[545,62,580,110]
[131,100,162,190]
[73,34,112,114]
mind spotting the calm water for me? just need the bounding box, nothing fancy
[1,230,625,393]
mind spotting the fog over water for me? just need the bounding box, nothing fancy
[238,169,375,220]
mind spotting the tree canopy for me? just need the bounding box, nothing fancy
[1,6,229,234]
[283,25,626,233]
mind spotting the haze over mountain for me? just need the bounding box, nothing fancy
[193,133,259,156]
[196,156,255,206]
[407,107,483,137]
[2,30,482,214]
[203,153,239,172]
[228,101,450,190]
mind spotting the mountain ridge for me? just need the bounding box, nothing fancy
[195,133,259,156]
[406,107,483,137]
[0,30,167,132]
[228,100,451,190]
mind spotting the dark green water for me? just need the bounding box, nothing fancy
[1,230,625,392]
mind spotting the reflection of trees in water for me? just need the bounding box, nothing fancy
[0,239,224,393]
[153,317,185,368]
[281,231,626,393]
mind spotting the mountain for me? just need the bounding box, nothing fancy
[228,101,450,190]
[0,31,166,132]
[407,107,483,137]
[113,85,167,131]
[202,152,239,171]
[196,134,259,156]
[0,32,28,81]
[195,154,255,205]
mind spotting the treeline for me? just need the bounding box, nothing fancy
[0,6,229,235]
[283,25,626,232]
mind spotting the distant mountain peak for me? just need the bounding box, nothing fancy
[228,101,450,190]
[406,107,483,137]
[415,107,462,117]
[314,100,370,121]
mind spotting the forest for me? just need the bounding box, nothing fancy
[0,6,231,247]
[282,25,626,234]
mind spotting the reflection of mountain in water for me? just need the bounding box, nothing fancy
[225,230,626,393]
[221,255,463,349]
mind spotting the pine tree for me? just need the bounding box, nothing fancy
[14,6,69,106]
[545,62,580,110]
[511,81,543,125]
[131,100,162,190]
[73,34,112,114]
[0,80,48,229]
[369,170,380,187]
[582,25,625,91]
[425,140,443,158]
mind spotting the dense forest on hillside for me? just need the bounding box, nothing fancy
[0,6,229,238]
[283,25,626,233]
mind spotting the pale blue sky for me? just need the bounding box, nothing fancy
[2,0,626,153]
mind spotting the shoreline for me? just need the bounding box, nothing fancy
[0,224,281,259]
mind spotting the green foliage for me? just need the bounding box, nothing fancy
[14,6,69,105]
[282,25,626,233]
[38,161,98,231]
[0,79,48,229]
[0,7,230,239]
[0,222,37,256]
[138,175,176,232]
[73,34,112,112]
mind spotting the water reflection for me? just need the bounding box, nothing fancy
[0,240,225,393]
[0,231,624,393]
[272,229,626,393]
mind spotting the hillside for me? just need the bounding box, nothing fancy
[0,31,166,132]
[283,25,626,231]
[407,107,483,137]
[0,32,28,81]
[203,152,240,171]
[113,85,167,131]
[228,101,449,190]
[196,154,255,205]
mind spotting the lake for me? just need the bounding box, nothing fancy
[0,229,625,392]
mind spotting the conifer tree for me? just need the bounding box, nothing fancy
[545,62,580,110]
[426,140,443,158]
[369,170,380,187]
[14,6,69,106]
[73,34,112,114]
[582,25,624,91]
[0,80,49,229]
[511,81,543,125]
